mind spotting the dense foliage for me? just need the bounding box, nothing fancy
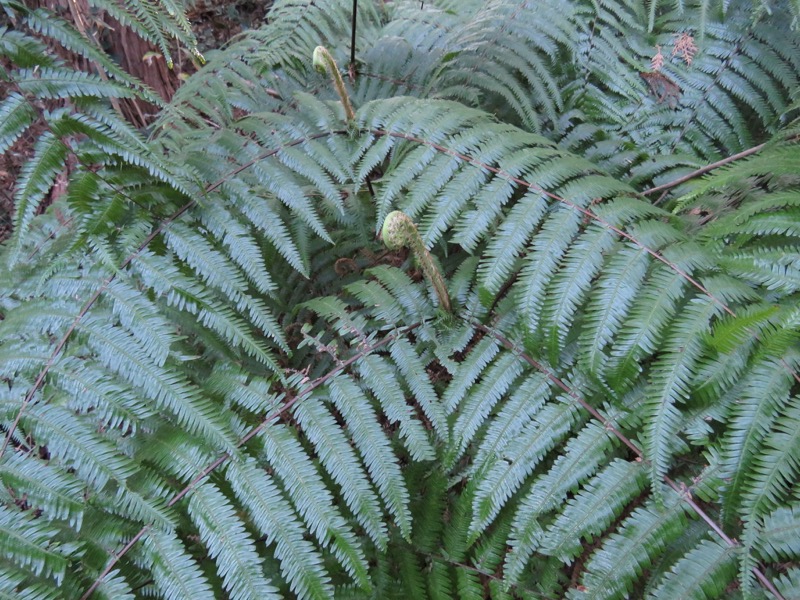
[1,0,799,598]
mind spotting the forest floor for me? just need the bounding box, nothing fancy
[0,0,271,243]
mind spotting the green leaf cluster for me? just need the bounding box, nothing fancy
[1,0,799,598]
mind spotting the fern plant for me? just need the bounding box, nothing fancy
[1,0,799,598]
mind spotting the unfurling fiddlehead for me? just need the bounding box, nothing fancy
[381,211,452,313]
[313,45,356,123]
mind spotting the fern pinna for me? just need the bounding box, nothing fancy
[1,0,799,598]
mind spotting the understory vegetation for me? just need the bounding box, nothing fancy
[1,0,799,598]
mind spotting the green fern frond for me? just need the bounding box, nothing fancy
[261,423,372,588]
[705,304,780,354]
[10,131,67,258]
[0,92,36,155]
[94,0,199,69]
[21,402,136,491]
[775,568,800,600]
[328,375,413,540]
[80,317,239,453]
[227,457,335,599]
[642,294,723,492]
[3,0,800,597]
[571,489,689,599]
[22,9,163,104]
[448,352,524,464]
[649,538,738,599]
[477,191,548,297]
[470,393,581,539]
[758,503,800,563]
[389,337,449,438]
[606,248,699,388]
[142,528,215,600]
[540,458,647,563]
[293,396,388,551]
[720,352,798,526]
[431,0,574,130]
[14,68,136,101]
[357,354,436,461]
[0,452,84,529]
[739,394,800,571]
[504,401,638,583]
[0,505,68,584]
[188,481,281,599]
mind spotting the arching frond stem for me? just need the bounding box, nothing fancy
[471,321,785,600]
[0,131,345,459]
[371,129,736,318]
[641,142,767,198]
[80,323,421,599]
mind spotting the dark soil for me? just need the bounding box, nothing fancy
[0,158,17,243]
[0,119,47,243]
[187,0,271,48]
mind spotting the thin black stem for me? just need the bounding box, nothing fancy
[350,0,358,74]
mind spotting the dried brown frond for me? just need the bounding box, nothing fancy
[650,44,665,71]
[672,33,698,66]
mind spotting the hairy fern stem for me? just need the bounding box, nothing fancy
[313,45,356,123]
[381,210,451,312]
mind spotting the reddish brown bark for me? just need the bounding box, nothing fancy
[102,15,180,125]
[29,0,184,126]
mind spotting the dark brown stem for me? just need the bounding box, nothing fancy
[641,143,766,199]
[471,322,642,457]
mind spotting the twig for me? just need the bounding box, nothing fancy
[350,0,358,76]
[471,322,641,457]
[641,143,766,199]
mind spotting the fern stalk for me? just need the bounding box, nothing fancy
[313,45,356,123]
[381,210,451,312]
[641,142,768,199]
